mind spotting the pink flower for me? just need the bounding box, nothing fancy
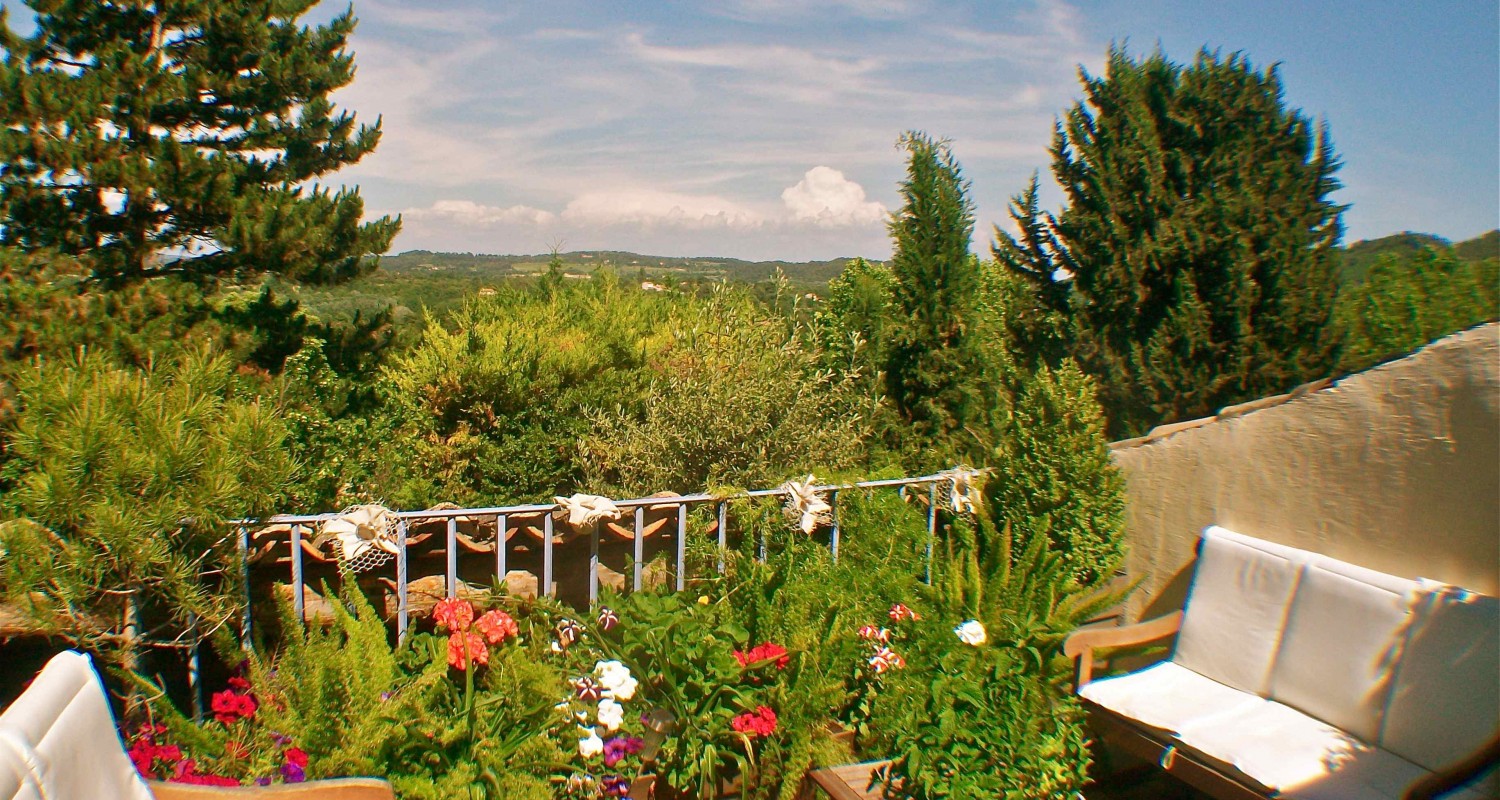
[475,609,518,644]
[857,625,890,643]
[447,631,490,670]
[888,603,919,622]
[433,598,475,632]
[868,646,905,674]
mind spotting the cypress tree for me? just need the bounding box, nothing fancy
[0,0,398,285]
[884,132,995,465]
[995,48,1344,437]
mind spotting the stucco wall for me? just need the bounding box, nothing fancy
[1111,322,1500,621]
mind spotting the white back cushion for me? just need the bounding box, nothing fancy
[0,651,154,800]
[1269,557,1417,744]
[1380,582,1499,789]
[1173,526,1309,695]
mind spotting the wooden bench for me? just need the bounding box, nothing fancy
[1064,526,1499,800]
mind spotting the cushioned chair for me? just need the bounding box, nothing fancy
[1064,526,1500,800]
[0,651,394,800]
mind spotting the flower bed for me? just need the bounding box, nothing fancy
[123,488,1118,799]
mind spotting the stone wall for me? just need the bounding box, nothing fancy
[1111,322,1499,621]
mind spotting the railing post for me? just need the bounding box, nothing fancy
[290,524,305,623]
[632,507,644,592]
[589,516,600,606]
[716,501,727,574]
[396,519,409,644]
[675,504,687,592]
[445,517,458,599]
[925,482,937,585]
[496,515,508,592]
[543,511,555,598]
[238,525,252,652]
[187,614,202,723]
[829,490,841,563]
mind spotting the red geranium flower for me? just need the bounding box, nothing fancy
[433,598,475,632]
[734,642,790,670]
[475,609,518,644]
[284,747,309,768]
[731,705,778,738]
[447,631,490,670]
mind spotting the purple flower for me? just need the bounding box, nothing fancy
[269,731,292,748]
[602,736,643,767]
[601,774,631,797]
[280,762,306,783]
[255,777,272,786]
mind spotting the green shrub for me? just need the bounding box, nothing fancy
[583,288,870,494]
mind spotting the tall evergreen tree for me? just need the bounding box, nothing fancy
[884,132,995,465]
[995,48,1344,437]
[0,0,398,285]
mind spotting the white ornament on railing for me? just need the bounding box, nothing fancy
[779,475,832,535]
[315,504,398,572]
[554,493,624,531]
[940,465,982,515]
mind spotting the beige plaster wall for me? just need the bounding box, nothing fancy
[1111,322,1500,621]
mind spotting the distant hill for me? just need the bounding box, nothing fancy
[378,249,861,286]
[1453,229,1499,263]
[1339,230,1498,283]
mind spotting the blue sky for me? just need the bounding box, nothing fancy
[7,0,1499,260]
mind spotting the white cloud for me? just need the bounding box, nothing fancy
[561,189,766,230]
[404,199,556,227]
[781,166,886,227]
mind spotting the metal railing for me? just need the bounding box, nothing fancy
[237,470,973,646]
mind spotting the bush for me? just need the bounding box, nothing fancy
[0,348,291,668]
[583,287,870,495]
[987,360,1126,585]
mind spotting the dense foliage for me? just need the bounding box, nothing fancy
[1332,246,1497,373]
[996,47,1345,437]
[1,7,1490,796]
[0,0,398,285]
[883,133,1000,466]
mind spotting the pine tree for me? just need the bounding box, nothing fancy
[884,132,995,465]
[0,0,398,285]
[995,48,1344,437]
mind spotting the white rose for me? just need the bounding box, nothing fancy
[954,619,987,646]
[597,698,625,732]
[578,727,604,758]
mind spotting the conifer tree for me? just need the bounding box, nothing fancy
[995,48,1344,437]
[0,0,398,285]
[884,132,995,465]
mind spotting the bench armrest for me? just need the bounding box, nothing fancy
[148,778,396,800]
[1402,733,1500,800]
[1063,610,1183,690]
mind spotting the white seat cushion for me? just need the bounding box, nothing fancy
[1177,699,1383,794]
[1173,526,1311,695]
[1269,557,1417,743]
[1079,661,1261,734]
[0,651,154,800]
[1380,582,1500,798]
